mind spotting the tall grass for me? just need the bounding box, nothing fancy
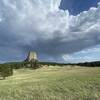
[0,66,100,100]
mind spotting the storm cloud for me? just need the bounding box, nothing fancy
[0,0,100,62]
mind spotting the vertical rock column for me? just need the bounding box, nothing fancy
[26,51,39,69]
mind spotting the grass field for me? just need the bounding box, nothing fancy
[0,66,100,100]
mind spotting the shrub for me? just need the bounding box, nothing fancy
[0,64,13,79]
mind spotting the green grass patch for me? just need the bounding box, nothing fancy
[0,66,100,100]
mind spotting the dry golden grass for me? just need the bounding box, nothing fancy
[0,66,100,100]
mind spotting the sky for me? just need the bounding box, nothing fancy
[0,0,100,63]
[60,0,100,15]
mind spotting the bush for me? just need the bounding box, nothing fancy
[0,64,13,79]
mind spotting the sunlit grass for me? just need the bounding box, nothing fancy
[0,66,100,100]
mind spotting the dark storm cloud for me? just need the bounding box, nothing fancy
[21,32,100,55]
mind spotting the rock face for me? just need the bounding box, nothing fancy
[26,51,37,62]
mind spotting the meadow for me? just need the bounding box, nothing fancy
[0,66,100,100]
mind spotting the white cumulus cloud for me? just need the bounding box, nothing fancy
[0,0,100,62]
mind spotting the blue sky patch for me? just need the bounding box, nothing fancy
[60,0,100,15]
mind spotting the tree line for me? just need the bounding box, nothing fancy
[0,60,100,79]
[0,60,40,79]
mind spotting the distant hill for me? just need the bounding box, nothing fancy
[0,60,100,68]
[77,61,100,67]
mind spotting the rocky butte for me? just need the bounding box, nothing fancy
[26,51,37,62]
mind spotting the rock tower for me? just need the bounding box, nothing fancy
[26,51,37,62]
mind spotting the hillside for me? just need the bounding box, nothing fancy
[0,66,100,100]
